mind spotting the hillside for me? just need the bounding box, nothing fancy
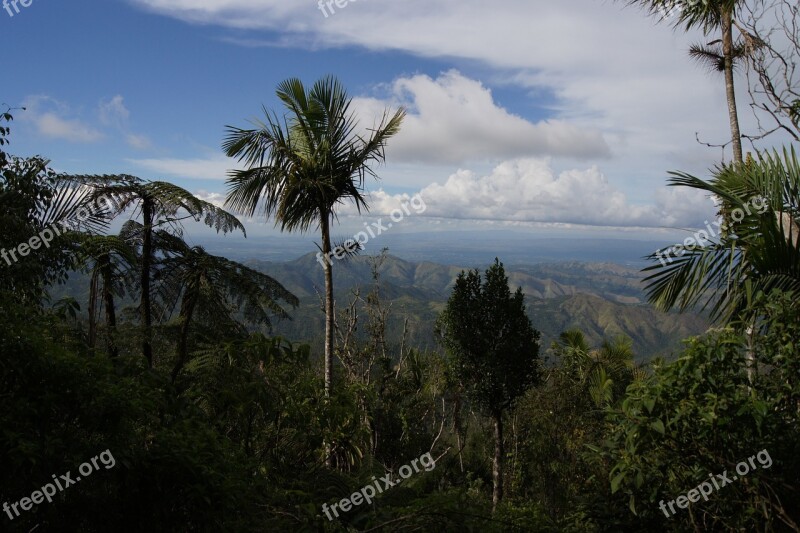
[49,252,709,360]
[245,253,708,360]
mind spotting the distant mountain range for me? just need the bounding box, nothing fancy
[49,248,709,361]
[247,253,709,361]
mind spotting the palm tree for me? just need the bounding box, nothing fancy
[74,175,246,367]
[223,76,405,399]
[643,147,800,323]
[147,229,298,383]
[77,234,137,358]
[626,0,745,163]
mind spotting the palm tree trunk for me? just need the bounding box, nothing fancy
[492,409,504,513]
[320,212,335,467]
[101,255,118,358]
[141,200,154,368]
[320,213,334,397]
[721,9,744,165]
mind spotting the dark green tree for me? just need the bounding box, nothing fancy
[72,175,246,367]
[0,111,110,302]
[149,229,299,384]
[436,258,540,511]
[76,234,138,358]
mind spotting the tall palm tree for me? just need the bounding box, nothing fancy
[74,175,246,367]
[77,234,138,358]
[223,76,405,399]
[643,147,800,323]
[146,229,298,383]
[626,0,745,163]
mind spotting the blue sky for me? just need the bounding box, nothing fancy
[3,0,786,245]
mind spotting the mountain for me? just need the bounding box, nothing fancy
[245,253,709,361]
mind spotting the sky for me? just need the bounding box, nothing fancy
[2,0,787,248]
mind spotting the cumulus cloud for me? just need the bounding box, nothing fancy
[157,154,716,229]
[122,0,765,221]
[206,156,714,229]
[355,71,609,165]
[404,158,714,228]
[21,96,104,143]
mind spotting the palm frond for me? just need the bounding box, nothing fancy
[688,40,746,73]
[624,0,739,33]
[223,76,404,235]
[643,147,800,323]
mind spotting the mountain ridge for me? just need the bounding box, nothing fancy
[246,253,709,360]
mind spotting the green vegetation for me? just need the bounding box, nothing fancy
[436,259,540,510]
[1,43,799,532]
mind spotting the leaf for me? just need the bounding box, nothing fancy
[650,419,665,435]
[611,471,626,493]
[643,397,655,414]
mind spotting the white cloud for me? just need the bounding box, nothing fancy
[204,156,714,229]
[19,94,154,148]
[126,0,757,188]
[98,95,152,149]
[21,96,104,143]
[128,155,235,180]
[192,190,227,208]
[403,158,714,228]
[137,152,716,229]
[98,95,130,127]
[37,113,104,143]
[123,1,723,129]
[125,134,152,150]
[355,71,609,164]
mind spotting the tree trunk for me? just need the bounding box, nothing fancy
[721,9,744,165]
[101,254,118,358]
[171,292,196,384]
[140,200,154,368]
[492,410,504,513]
[453,393,465,473]
[321,212,334,397]
[321,212,335,467]
[88,269,99,351]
